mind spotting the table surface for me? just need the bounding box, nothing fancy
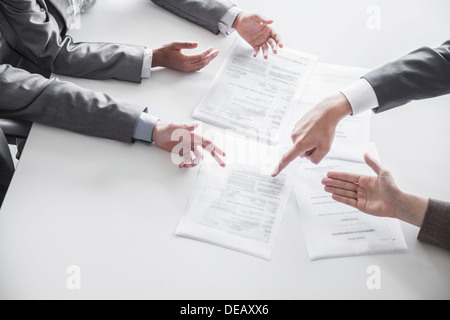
[0,0,449,300]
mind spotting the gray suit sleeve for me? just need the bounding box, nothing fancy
[0,0,145,83]
[0,64,145,143]
[151,0,235,34]
[363,40,450,113]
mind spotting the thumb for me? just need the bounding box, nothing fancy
[364,153,383,175]
[253,14,274,24]
[178,123,199,132]
[170,42,198,50]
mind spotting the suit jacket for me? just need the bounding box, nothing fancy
[0,63,144,143]
[151,0,236,34]
[0,0,146,82]
[0,125,14,206]
[0,0,237,82]
[364,40,450,112]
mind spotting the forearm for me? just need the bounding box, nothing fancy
[51,39,146,83]
[0,64,144,143]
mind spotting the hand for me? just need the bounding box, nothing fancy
[232,12,283,59]
[152,42,219,73]
[152,122,226,168]
[272,93,352,177]
[321,154,428,227]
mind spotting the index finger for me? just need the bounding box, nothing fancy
[326,171,362,184]
[271,143,309,177]
[194,135,226,167]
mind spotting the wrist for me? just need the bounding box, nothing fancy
[152,48,163,68]
[232,11,243,30]
[394,191,428,227]
[321,93,353,125]
[152,120,162,145]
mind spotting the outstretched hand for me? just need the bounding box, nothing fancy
[321,153,428,227]
[152,42,219,73]
[322,154,401,218]
[152,122,226,168]
[233,12,283,59]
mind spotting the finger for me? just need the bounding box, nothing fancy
[183,149,193,167]
[188,50,219,71]
[332,194,358,208]
[171,42,198,50]
[198,136,226,167]
[253,14,274,25]
[324,186,357,200]
[272,144,310,177]
[268,37,278,54]
[364,153,383,175]
[307,148,328,165]
[261,43,269,59]
[200,138,226,157]
[272,33,283,48]
[182,146,203,168]
[177,123,199,132]
[253,46,261,58]
[189,46,215,63]
[327,171,362,184]
[322,177,359,192]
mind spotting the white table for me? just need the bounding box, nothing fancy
[0,0,449,300]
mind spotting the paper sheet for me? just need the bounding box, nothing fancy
[294,144,408,261]
[175,134,296,260]
[193,38,318,144]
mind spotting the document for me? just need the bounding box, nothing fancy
[193,38,318,144]
[294,144,408,261]
[175,134,296,260]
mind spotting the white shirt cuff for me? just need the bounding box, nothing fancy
[141,49,153,79]
[340,78,379,115]
[133,111,159,144]
[218,6,241,36]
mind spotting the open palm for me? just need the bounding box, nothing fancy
[322,154,402,219]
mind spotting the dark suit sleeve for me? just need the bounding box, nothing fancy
[0,64,145,143]
[0,0,145,83]
[418,199,450,250]
[363,40,450,113]
[151,0,235,34]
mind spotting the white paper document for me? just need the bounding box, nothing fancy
[193,38,318,144]
[294,145,407,261]
[176,135,296,260]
